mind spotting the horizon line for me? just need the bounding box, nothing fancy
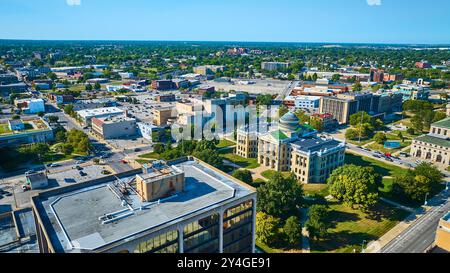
[1,38,450,47]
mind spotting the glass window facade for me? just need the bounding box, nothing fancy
[184,213,220,253]
[135,230,178,253]
[223,200,254,253]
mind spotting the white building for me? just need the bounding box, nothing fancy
[77,107,125,126]
[14,98,45,114]
[261,62,290,71]
[137,122,159,142]
[284,95,321,111]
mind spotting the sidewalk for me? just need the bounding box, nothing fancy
[300,208,310,253]
[365,189,449,253]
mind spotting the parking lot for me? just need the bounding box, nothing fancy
[206,78,290,96]
[106,137,152,152]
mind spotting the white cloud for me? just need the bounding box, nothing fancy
[66,0,81,6]
[367,0,382,6]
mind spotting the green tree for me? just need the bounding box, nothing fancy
[373,132,387,145]
[305,205,332,240]
[352,82,363,91]
[257,173,303,218]
[345,128,359,140]
[63,104,74,115]
[48,115,59,123]
[94,82,101,90]
[283,216,302,247]
[393,163,443,203]
[328,165,381,211]
[85,83,93,91]
[232,169,253,185]
[256,212,281,246]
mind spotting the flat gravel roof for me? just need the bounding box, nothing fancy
[33,159,254,253]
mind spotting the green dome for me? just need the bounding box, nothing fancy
[280,112,300,132]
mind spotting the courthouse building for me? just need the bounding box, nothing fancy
[236,112,346,184]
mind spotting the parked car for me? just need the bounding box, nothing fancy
[79,171,87,177]
[25,170,36,175]
[74,165,83,171]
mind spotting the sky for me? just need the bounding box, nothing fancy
[0,0,449,44]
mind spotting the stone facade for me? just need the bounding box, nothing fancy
[236,112,346,184]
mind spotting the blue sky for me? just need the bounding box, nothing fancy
[0,0,449,44]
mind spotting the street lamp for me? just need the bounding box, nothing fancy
[424,193,429,206]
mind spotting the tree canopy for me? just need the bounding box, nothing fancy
[257,173,304,218]
[328,165,381,211]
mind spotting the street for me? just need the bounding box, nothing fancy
[380,190,450,253]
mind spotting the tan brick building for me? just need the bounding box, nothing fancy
[411,117,450,168]
[434,212,450,252]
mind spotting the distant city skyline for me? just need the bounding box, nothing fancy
[0,0,449,44]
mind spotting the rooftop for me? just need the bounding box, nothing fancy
[433,117,450,130]
[77,107,124,118]
[443,212,450,222]
[291,137,344,154]
[415,134,450,148]
[32,158,255,253]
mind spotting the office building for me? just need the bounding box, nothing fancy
[370,69,385,83]
[261,62,289,71]
[92,116,137,140]
[319,96,358,124]
[193,65,225,76]
[31,158,257,253]
[283,96,321,111]
[151,80,175,91]
[434,212,450,252]
[157,94,176,103]
[154,107,175,127]
[411,117,450,168]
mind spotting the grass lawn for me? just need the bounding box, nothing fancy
[366,141,411,155]
[347,138,373,146]
[310,201,410,253]
[0,124,11,135]
[304,184,329,197]
[42,153,78,164]
[345,153,408,178]
[68,84,87,92]
[139,152,161,160]
[260,170,292,180]
[216,139,236,149]
[136,159,152,165]
[220,152,260,169]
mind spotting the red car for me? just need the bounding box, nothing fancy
[121,160,128,164]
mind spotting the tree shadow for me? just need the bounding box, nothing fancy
[327,210,361,229]
[311,231,378,253]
